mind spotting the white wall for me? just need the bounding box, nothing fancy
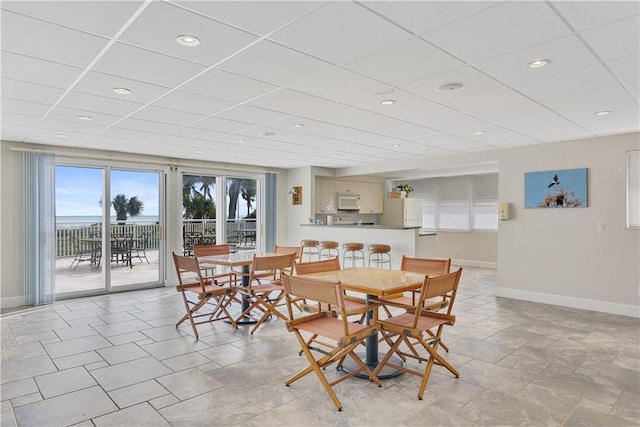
[497,133,639,317]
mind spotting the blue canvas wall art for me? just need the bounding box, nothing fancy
[524,168,588,208]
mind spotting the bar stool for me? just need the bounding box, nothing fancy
[343,242,365,268]
[319,240,339,260]
[368,244,391,269]
[300,239,320,261]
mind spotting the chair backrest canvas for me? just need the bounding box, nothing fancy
[172,252,206,292]
[401,256,451,275]
[274,244,303,260]
[294,257,341,275]
[249,252,297,284]
[414,268,463,324]
[193,244,231,257]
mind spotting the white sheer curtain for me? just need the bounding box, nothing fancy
[23,152,56,305]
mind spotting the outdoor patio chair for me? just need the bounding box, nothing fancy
[69,236,95,269]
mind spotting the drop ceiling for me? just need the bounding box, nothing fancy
[1,1,638,170]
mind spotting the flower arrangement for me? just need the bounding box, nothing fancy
[395,182,413,193]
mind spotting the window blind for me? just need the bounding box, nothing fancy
[628,150,640,228]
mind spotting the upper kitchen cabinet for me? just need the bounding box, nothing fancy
[335,180,359,194]
[358,182,384,214]
[315,178,337,213]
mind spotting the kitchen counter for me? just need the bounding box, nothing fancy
[300,224,419,230]
[294,224,422,269]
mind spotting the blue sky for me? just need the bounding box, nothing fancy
[55,166,159,216]
[524,168,588,208]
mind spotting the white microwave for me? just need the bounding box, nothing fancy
[338,193,360,211]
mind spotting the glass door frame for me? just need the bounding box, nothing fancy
[179,168,265,253]
[55,157,167,298]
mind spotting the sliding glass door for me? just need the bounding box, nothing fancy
[55,163,164,296]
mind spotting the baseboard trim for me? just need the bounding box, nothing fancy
[496,287,640,318]
[1,295,25,309]
[452,259,497,269]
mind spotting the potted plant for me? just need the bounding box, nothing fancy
[395,183,413,198]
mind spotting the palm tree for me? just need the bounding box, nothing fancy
[184,193,216,219]
[111,194,144,223]
[227,179,242,219]
[240,179,256,217]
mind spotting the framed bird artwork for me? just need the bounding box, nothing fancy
[524,168,588,208]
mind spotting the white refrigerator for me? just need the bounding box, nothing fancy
[381,198,422,227]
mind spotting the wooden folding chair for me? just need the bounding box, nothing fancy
[193,244,237,284]
[172,252,237,338]
[377,256,453,352]
[374,268,463,400]
[235,252,297,335]
[282,273,382,411]
[294,258,373,323]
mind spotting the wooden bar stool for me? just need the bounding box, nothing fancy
[342,242,365,268]
[368,244,391,269]
[319,240,339,260]
[300,239,320,261]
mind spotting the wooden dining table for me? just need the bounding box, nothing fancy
[298,267,427,378]
[197,251,277,325]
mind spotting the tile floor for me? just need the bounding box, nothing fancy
[1,267,638,426]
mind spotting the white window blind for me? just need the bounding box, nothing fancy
[628,150,640,228]
[473,174,498,229]
[440,176,471,230]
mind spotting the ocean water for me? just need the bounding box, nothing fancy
[56,215,159,227]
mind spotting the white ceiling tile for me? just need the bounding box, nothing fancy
[47,106,120,126]
[180,68,277,103]
[425,2,572,63]
[440,85,530,114]
[60,92,143,117]
[151,91,235,116]
[1,10,108,67]
[477,101,593,142]
[130,106,204,127]
[217,40,332,86]
[421,138,490,153]
[120,1,258,66]
[168,127,226,141]
[1,1,144,38]
[2,78,65,105]
[345,37,465,86]
[113,118,180,134]
[73,71,171,105]
[513,63,619,101]
[608,55,640,102]
[543,85,640,134]
[0,51,82,88]
[175,1,323,36]
[1,112,41,127]
[190,116,254,134]
[288,66,392,105]
[401,66,502,102]
[580,15,640,61]
[365,1,502,34]
[215,105,291,126]
[270,2,412,65]
[92,43,207,87]
[99,127,158,141]
[39,117,106,135]
[551,1,639,31]
[1,98,50,117]
[474,35,600,85]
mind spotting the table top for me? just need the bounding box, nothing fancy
[299,267,426,296]
[198,251,276,267]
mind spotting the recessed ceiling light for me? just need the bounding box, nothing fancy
[236,139,246,143]
[287,161,294,164]
[77,115,93,121]
[595,110,612,116]
[112,87,131,95]
[528,59,551,68]
[292,123,304,128]
[381,99,396,105]
[176,35,200,47]
[392,144,400,148]
[332,153,339,157]
[194,150,203,154]
[472,131,486,135]
[259,132,275,137]
[56,134,67,138]
[436,82,465,92]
